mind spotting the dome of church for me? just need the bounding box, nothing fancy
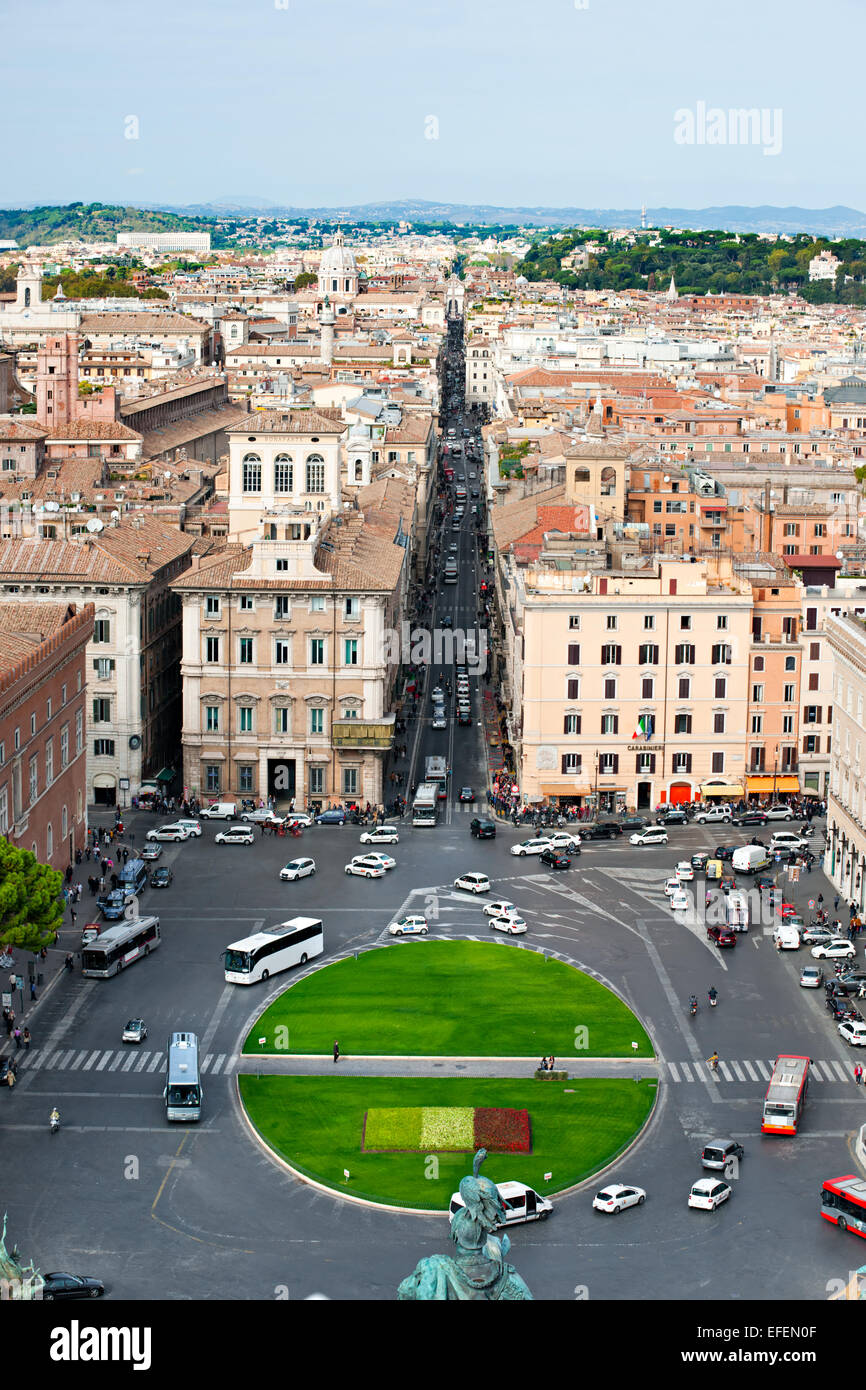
[320,230,357,277]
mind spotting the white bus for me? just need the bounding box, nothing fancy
[725,891,750,931]
[425,755,447,784]
[223,916,324,984]
[164,1032,202,1122]
[443,560,458,584]
[412,783,439,827]
[80,915,161,978]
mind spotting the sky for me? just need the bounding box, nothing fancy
[3,0,864,212]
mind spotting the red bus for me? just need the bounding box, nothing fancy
[443,466,454,482]
[821,1175,866,1238]
[761,1054,810,1134]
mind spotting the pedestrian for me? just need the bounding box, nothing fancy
[818,894,824,908]
[539,1056,548,1072]
[13,1026,21,1049]
[22,1027,30,1050]
[7,1066,14,1089]
[548,1056,555,1071]
[3,1012,11,1037]
[69,905,76,927]
[855,1064,864,1085]
[333,1040,340,1064]
[835,895,840,912]
[29,979,36,1001]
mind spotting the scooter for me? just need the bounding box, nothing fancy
[708,988,718,1008]
[49,1110,60,1134]
[689,996,698,1018]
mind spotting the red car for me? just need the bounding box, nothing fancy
[707,925,737,948]
[777,903,799,919]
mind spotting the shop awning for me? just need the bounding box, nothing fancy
[746,775,800,793]
[539,784,592,797]
[700,782,744,798]
[155,767,175,782]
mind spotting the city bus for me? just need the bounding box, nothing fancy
[820,1175,866,1239]
[444,559,458,584]
[761,1054,810,1134]
[223,916,324,984]
[80,916,161,978]
[412,783,439,827]
[164,1032,202,1122]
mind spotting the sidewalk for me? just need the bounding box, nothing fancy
[238,1054,659,1079]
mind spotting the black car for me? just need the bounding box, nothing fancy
[582,821,623,840]
[151,866,173,888]
[826,997,862,1021]
[41,1272,105,1301]
[618,815,646,831]
[838,968,866,987]
[457,711,472,726]
[540,849,571,869]
[691,852,710,871]
[732,810,768,826]
[657,809,688,826]
[714,845,736,861]
[470,818,496,839]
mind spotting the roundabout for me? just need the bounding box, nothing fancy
[238,941,658,1210]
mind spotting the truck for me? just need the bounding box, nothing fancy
[725,890,750,932]
[412,783,439,827]
[425,756,447,784]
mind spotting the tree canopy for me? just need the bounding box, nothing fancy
[0,841,64,954]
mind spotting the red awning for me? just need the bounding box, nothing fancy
[700,501,727,511]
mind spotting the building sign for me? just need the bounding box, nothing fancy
[332,721,393,750]
[627,744,663,751]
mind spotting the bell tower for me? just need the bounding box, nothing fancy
[16,260,43,312]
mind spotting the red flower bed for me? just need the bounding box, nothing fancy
[473,1107,532,1153]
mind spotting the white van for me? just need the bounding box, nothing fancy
[199,802,238,820]
[732,845,770,875]
[449,1180,552,1228]
[773,923,801,950]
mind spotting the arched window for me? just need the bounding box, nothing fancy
[274,454,293,493]
[46,823,53,859]
[61,804,68,837]
[242,453,261,493]
[354,460,364,481]
[305,455,325,493]
[24,287,30,308]
[573,467,591,485]
[600,466,617,496]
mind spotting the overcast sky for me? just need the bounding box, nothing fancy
[4,0,863,211]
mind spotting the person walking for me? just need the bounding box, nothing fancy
[855,1064,864,1086]
[69,904,76,927]
[29,979,36,1002]
[333,1040,340,1064]
[22,1027,30,1050]
[13,1026,21,1049]
[834,895,840,912]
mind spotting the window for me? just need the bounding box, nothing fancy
[343,707,358,720]
[274,707,290,734]
[805,607,817,631]
[803,734,820,754]
[242,454,262,493]
[344,596,360,619]
[46,823,53,860]
[563,714,581,735]
[93,738,115,756]
[344,639,358,666]
[238,706,253,733]
[205,765,221,794]
[93,618,111,644]
[638,644,659,665]
[567,642,581,665]
[750,747,765,771]
[675,644,695,664]
[311,596,325,612]
[29,756,38,805]
[238,765,254,793]
[601,714,619,735]
[783,714,794,734]
[568,615,581,630]
[342,767,358,796]
[0,787,7,835]
[599,753,619,774]
[711,751,725,774]
[606,615,618,631]
[309,766,325,796]
[561,753,582,773]
[75,709,82,754]
[205,706,219,732]
[810,641,820,660]
[61,804,67,838]
[678,677,691,699]
[803,705,821,724]
[716,615,728,630]
[238,637,254,665]
[239,595,254,611]
[751,714,763,734]
[753,655,765,672]
[275,558,289,572]
[784,655,796,673]
[643,615,655,630]
[275,639,291,665]
[807,672,819,691]
[45,739,54,785]
[641,677,654,699]
[30,712,36,736]
[635,752,656,773]
[712,644,731,665]
[600,643,621,665]
[310,638,324,665]
[752,684,764,703]
[206,636,220,663]
[305,456,325,493]
[566,678,580,699]
[206,596,221,618]
[783,683,796,703]
[672,752,692,773]
[680,615,691,630]
[713,712,726,733]
[275,595,291,619]
[92,697,111,723]
[674,714,692,734]
[274,456,293,492]
[310,708,324,735]
[603,677,617,699]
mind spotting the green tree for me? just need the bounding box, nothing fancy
[0,842,63,953]
[293,271,316,290]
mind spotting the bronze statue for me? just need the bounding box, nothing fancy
[398,1149,533,1300]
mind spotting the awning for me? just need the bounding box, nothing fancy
[700,782,744,798]
[539,784,592,797]
[155,767,175,782]
[746,775,800,793]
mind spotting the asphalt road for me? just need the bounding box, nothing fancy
[2,327,863,1303]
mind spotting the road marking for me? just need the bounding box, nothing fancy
[679,1062,695,1082]
[754,1060,770,1079]
[719,1061,733,1081]
[742,1060,758,1081]
[831,1061,851,1082]
[95,1050,114,1072]
[82,1050,101,1071]
[667,1062,681,1082]
[147,1052,163,1073]
[213,1053,226,1074]
[730,1061,746,1081]
[121,1051,137,1072]
[108,1051,124,1071]
[134,1050,150,1072]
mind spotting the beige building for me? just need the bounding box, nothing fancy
[826,613,866,913]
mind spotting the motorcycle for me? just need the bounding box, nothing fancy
[689,996,698,1018]
[0,951,14,969]
[49,1110,60,1135]
[708,989,718,1007]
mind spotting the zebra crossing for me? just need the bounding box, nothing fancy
[663,1058,857,1085]
[20,1048,237,1077]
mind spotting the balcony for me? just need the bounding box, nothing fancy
[331,717,395,751]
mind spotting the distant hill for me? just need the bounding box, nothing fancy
[0,202,214,247]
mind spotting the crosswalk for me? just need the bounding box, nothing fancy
[20,1048,237,1076]
[663,1058,858,1085]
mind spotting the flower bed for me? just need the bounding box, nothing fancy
[474,1107,532,1153]
[363,1105,530,1153]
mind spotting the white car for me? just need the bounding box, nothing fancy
[284,811,313,828]
[345,859,385,878]
[664,878,680,898]
[489,913,527,935]
[279,857,316,881]
[630,827,668,847]
[146,825,189,842]
[763,805,796,821]
[432,716,447,730]
[693,806,732,825]
[359,826,399,845]
[592,1183,646,1215]
[355,851,395,871]
[483,900,518,919]
[688,1179,732,1211]
[240,808,283,825]
[675,861,694,882]
[670,889,691,912]
[839,1019,866,1047]
[812,940,856,960]
[547,831,581,850]
[170,819,201,837]
[510,838,552,857]
[454,872,491,894]
[770,831,809,851]
[389,915,429,937]
[215,825,255,845]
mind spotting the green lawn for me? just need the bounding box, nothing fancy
[242,940,653,1058]
[239,1075,657,1209]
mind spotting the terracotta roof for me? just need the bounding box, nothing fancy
[78,312,208,336]
[0,417,49,442]
[46,419,142,442]
[0,516,194,585]
[226,408,346,436]
[488,483,567,551]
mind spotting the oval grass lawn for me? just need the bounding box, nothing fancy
[239,1074,657,1209]
[242,940,653,1058]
